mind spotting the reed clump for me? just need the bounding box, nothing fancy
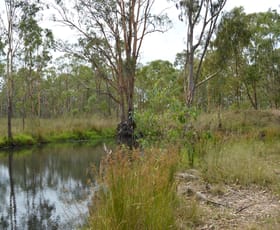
[87,146,180,230]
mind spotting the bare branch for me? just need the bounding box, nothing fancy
[195,70,221,88]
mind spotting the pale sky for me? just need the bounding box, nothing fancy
[1,0,279,65]
[140,0,280,64]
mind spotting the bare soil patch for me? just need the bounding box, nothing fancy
[176,170,280,229]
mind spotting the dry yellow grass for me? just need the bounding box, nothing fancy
[0,116,117,137]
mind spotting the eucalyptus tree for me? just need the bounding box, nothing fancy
[214,8,280,109]
[53,0,170,122]
[246,10,280,109]
[175,0,227,107]
[0,0,23,142]
[213,7,251,108]
[136,60,179,113]
[18,1,54,120]
[0,0,53,139]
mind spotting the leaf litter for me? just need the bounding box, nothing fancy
[176,169,280,229]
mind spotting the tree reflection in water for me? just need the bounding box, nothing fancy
[0,143,105,230]
[26,199,59,230]
[8,151,17,230]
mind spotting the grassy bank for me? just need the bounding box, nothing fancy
[0,117,117,148]
[198,139,280,189]
[86,109,280,229]
[181,110,280,192]
[194,109,280,138]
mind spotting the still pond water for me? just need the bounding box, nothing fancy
[0,142,106,230]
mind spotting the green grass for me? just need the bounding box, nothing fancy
[198,139,280,189]
[0,116,117,148]
[86,147,180,230]
[194,109,280,138]
[175,110,280,197]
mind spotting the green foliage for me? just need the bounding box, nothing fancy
[19,1,54,72]
[48,126,115,143]
[0,134,36,148]
[71,108,79,117]
[0,137,8,148]
[136,60,180,113]
[100,127,116,138]
[134,110,161,137]
[207,8,280,110]
[13,134,36,146]
[135,60,190,144]
[214,7,251,66]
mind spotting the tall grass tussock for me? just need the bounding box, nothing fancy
[87,146,180,230]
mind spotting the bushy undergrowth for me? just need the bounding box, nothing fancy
[87,147,180,230]
[134,105,193,145]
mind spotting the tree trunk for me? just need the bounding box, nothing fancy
[186,53,195,107]
[117,60,137,148]
[185,11,195,108]
[244,82,258,110]
[7,78,13,142]
[7,42,13,143]
[37,77,41,118]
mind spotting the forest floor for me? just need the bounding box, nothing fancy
[176,169,280,229]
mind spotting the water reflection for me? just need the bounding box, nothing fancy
[8,151,17,230]
[0,143,105,230]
